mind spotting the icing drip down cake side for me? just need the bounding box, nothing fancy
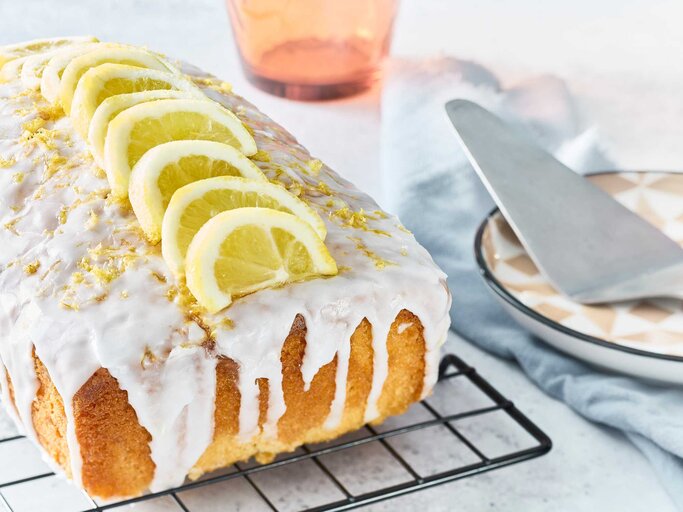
[0,37,451,499]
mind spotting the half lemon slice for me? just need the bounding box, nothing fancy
[70,63,201,137]
[0,36,97,68]
[130,141,267,243]
[103,98,257,198]
[0,39,96,84]
[160,175,326,274]
[59,45,171,113]
[185,207,337,313]
[0,56,28,82]
[20,42,97,90]
[40,42,105,103]
[88,89,195,166]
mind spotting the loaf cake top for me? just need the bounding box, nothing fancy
[0,39,451,492]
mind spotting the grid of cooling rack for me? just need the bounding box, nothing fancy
[0,354,551,512]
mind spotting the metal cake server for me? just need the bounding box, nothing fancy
[445,99,683,303]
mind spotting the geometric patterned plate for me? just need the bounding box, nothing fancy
[476,171,683,382]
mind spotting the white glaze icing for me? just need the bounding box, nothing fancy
[0,43,451,493]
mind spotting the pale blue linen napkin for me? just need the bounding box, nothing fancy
[381,57,683,509]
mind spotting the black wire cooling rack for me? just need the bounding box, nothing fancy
[0,354,551,512]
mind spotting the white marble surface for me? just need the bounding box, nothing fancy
[1,0,681,510]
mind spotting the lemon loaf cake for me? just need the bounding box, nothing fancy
[0,37,451,499]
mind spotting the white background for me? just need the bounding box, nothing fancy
[1,0,682,509]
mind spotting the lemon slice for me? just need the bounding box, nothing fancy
[20,42,98,90]
[0,56,30,83]
[185,207,337,313]
[131,142,268,243]
[88,90,195,166]
[160,175,327,273]
[0,36,97,68]
[59,46,171,114]
[70,63,202,138]
[41,43,110,103]
[0,40,96,84]
[103,98,257,198]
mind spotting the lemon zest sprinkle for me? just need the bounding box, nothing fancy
[23,261,41,275]
[251,150,271,162]
[220,317,235,330]
[307,159,323,175]
[21,117,47,135]
[58,205,68,224]
[71,272,86,285]
[36,103,64,122]
[0,156,16,168]
[21,125,58,150]
[316,182,333,195]
[75,244,139,286]
[150,271,167,284]
[92,166,106,179]
[191,76,233,95]
[331,207,390,236]
[348,236,395,270]
[141,346,158,368]
[60,301,80,311]
[43,153,68,180]
[3,218,19,235]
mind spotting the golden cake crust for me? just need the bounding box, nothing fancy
[24,309,425,498]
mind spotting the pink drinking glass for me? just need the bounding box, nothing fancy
[226,0,398,100]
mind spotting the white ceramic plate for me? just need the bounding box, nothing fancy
[475,171,683,384]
